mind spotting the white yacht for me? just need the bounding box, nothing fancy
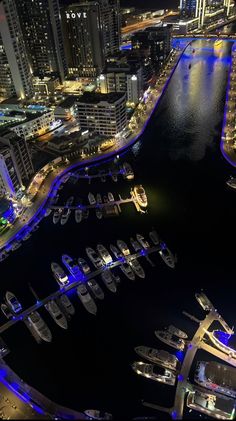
[96,244,113,264]
[122,162,134,180]
[96,193,102,204]
[60,208,71,225]
[133,185,148,207]
[84,410,112,420]
[129,258,145,279]
[149,229,160,245]
[45,300,68,329]
[110,244,124,260]
[59,294,75,315]
[1,303,13,319]
[159,243,176,269]
[78,257,91,275]
[135,346,179,370]
[195,292,214,311]
[226,176,236,189]
[76,283,97,315]
[87,279,105,300]
[62,254,82,278]
[86,247,104,269]
[101,270,117,293]
[155,330,185,351]
[96,208,103,220]
[108,192,114,202]
[75,209,82,223]
[130,237,142,252]
[5,291,22,313]
[168,325,188,339]
[28,311,52,342]
[88,192,96,205]
[110,244,135,280]
[117,240,131,256]
[53,209,62,224]
[136,234,150,249]
[132,361,176,385]
[51,262,69,286]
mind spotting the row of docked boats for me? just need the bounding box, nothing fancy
[132,325,187,385]
[0,291,75,343]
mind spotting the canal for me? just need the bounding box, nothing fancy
[1,40,236,419]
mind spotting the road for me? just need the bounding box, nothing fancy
[121,11,178,36]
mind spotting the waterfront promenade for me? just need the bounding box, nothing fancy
[221,41,236,167]
[0,43,189,254]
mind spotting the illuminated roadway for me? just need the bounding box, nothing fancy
[121,11,178,36]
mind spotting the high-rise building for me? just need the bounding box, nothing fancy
[179,0,235,28]
[63,0,121,77]
[0,33,15,99]
[180,0,198,17]
[0,145,21,197]
[0,0,34,99]
[16,0,67,82]
[77,92,127,136]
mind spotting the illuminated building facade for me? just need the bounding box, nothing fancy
[0,145,21,196]
[16,0,67,82]
[9,109,56,140]
[179,0,235,28]
[77,92,127,136]
[99,63,143,105]
[0,0,33,100]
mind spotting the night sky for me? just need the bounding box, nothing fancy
[120,0,179,9]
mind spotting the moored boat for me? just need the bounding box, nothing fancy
[86,247,104,269]
[96,244,113,264]
[117,239,130,256]
[28,311,52,342]
[1,303,13,319]
[5,291,22,313]
[60,208,71,225]
[96,208,103,220]
[45,300,68,329]
[78,257,91,275]
[59,294,75,315]
[135,346,179,370]
[51,262,69,286]
[132,361,176,385]
[62,254,82,278]
[88,192,96,205]
[130,237,142,252]
[149,229,160,245]
[108,192,114,202]
[75,209,83,223]
[155,330,185,351]
[136,234,150,249]
[101,270,117,293]
[96,193,102,204]
[129,258,145,279]
[76,283,97,315]
[53,209,62,224]
[87,279,105,300]
[84,409,112,420]
[122,162,134,180]
[159,242,176,269]
[133,185,148,208]
[167,325,188,339]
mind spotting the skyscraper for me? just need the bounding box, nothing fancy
[16,0,67,82]
[0,0,33,99]
[180,0,198,17]
[63,0,121,77]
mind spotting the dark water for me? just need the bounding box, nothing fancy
[1,40,236,419]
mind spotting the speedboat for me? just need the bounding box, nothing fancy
[53,209,62,224]
[132,361,176,385]
[76,283,97,315]
[96,208,103,220]
[62,254,82,278]
[96,193,102,204]
[195,292,213,311]
[101,270,117,293]
[155,330,185,351]
[66,196,74,206]
[45,300,68,329]
[75,209,83,223]
[78,257,91,275]
[88,192,96,205]
[226,176,236,189]
[87,279,105,300]
[28,311,52,342]
[136,234,150,249]
[167,325,188,339]
[135,346,179,370]
[84,410,112,420]
[1,303,13,319]
[119,263,136,281]
[96,244,113,264]
[108,192,114,202]
[117,240,131,256]
[122,162,134,180]
[149,229,160,245]
[159,243,176,269]
[59,294,75,315]
[5,291,22,313]
[110,244,124,260]
[130,237,142,252]
[51,262,69,286]
[111,173,118,182]
[129,258,145,279]
[133,185,148,207]
[60,208,71,225]
[86,247,104,269]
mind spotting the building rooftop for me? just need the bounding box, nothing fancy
[77,92,126,105]
[57,96,78,109]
